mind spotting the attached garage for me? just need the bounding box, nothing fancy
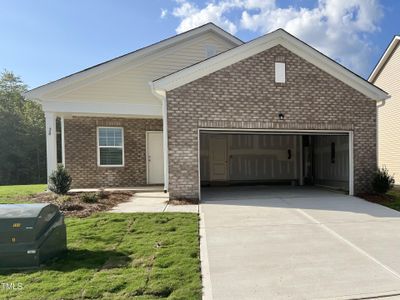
[152,28,388,201]
[199,130,353,198]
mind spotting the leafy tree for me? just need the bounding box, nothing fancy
[0,70,46,184]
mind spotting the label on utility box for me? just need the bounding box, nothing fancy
[12,223,21,228]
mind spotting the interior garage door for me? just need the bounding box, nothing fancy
[199,130,351,193]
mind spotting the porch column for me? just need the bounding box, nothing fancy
[162,97,169,192]
[60,116,65,166]
[45,112,57,185]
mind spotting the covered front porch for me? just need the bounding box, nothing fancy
[43,98,169,190]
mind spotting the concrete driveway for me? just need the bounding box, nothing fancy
[200,186,400,300]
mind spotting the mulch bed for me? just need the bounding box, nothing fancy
[28,191,134,217]
[357,192,395,204]
[168,198,199,205]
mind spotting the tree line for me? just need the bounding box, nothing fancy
[0,70,46,185]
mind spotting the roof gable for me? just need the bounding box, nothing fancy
[153,29,388,101]
[369,36,400,83]
[25,23,243,100]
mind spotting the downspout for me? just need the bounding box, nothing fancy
[150,83,169,193]
[376,99,387,169]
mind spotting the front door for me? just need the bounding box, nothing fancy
[209,135,228,181]
[147,131,164,184]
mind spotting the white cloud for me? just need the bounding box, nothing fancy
[160,8,168,19]
[172,0,241,34]
[170,0,384,75]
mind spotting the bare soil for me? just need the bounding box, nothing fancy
[357,192,394,203]
[28,191,134,217]
[168,198,199,205]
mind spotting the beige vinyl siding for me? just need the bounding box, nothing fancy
[375,43,400,183]
[49,33,236,105]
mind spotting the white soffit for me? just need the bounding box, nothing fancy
[369,36,400,83]
[153,29,389,101]
[25,23,243,100]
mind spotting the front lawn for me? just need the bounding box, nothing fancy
[0,213,201,300]
[0,184,47,204]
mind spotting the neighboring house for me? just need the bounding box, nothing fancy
[26,23,388,200]
[369,36,400,184]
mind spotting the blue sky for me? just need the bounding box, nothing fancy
[0,0,399,89]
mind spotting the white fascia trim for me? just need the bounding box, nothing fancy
[369,36,400,83]
[41,100,162,117]
[25,24,242,99]
[154,30,389,101]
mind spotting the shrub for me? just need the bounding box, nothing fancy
[80,193,98,203]
[49,164,72,195]
[96,188,107,199]
[372,167,395,194]
[57,195,72,205]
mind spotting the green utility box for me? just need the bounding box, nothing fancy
[0,203,67,269]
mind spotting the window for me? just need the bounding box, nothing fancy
[275,62,286,83]
[331,142,336,164]
[205,45,217,58]
[97,127,124,166]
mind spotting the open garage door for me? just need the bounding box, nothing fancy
[199,130,353,196]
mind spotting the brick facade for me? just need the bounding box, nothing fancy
[167,45,377,200]
[64,117,162,188]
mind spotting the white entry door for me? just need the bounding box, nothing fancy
[209,135,228,181]
[147,131,164,184]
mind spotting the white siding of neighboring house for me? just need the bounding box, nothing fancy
[44,32,237,106]
[374,43,400,183]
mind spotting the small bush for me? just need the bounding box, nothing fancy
[57,195,72,205]
[80,193,98,203]
[372,167,395,194]
[49,164,72,195]
[96,188,107,199]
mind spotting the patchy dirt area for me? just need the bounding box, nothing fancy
[168,198,199,205]
[358,193,394,203]
[27,191,134,217]
[357,191,400,212]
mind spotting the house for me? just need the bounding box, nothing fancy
[25,23,388,200]
[369,36,400,184]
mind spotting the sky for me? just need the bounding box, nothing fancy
[0,0,399,89]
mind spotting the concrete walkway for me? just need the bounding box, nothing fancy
[111,191,198,213]
[200,186,400,300]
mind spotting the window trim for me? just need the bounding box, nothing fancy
[97,126,125,167]
[275,62,286,83]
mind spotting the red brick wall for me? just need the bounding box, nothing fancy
[166,45,377,200]
[64,117,162,188]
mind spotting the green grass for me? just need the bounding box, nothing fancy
[384,188,400,211]
[0,213,201,300]
[0,184,47,204]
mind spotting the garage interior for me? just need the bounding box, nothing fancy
[200,131,350,194]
